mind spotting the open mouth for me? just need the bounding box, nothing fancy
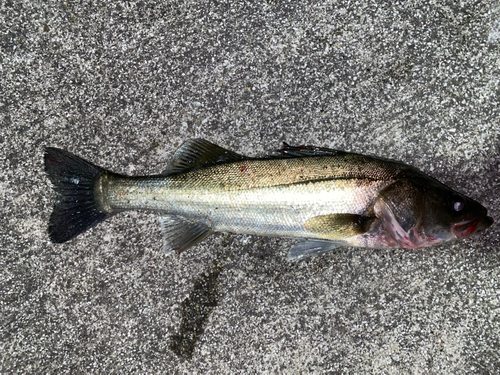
[452,216,494,239]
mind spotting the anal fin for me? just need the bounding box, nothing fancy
[159,215,213,254]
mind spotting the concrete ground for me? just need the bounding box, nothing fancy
[1,0,499,373]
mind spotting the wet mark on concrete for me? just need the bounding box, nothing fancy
[169,262,221,359]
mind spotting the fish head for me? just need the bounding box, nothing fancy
[376,171,493,248]
[421,185,493,242]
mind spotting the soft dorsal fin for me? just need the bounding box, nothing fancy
[163,139,245,175]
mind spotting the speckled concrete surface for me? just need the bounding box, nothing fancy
[1,0,499,373]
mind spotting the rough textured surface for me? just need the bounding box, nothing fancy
[1,0,499,373]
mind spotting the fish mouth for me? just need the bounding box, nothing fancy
[452,216,494,239]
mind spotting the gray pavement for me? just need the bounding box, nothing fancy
[1,0,499,373]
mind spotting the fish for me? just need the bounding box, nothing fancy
[44,139,494,260]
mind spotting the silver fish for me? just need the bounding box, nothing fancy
[44,139,493,259]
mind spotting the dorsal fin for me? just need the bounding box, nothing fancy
[163,139,245,175]
[278,143,349,157]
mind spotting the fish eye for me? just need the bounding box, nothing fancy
[453,200,464,212]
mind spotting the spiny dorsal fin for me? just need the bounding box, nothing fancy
[163,139,245,175]
[278,143,349,157]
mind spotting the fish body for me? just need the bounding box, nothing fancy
[45,139,493,259]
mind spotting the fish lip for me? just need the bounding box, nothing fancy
[452,216,493,239]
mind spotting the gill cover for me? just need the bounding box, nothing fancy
[375,179,426,248]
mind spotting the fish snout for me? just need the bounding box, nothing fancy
[478,216,494,232]
[452,215,494,239]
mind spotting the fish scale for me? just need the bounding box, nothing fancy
[102,164,391,238]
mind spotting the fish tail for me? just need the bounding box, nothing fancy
[44,147,110,243]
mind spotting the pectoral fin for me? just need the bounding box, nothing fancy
[304,214,374,239]
[287,240,341,260]
[158,215,213,254]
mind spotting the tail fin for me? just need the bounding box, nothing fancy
[44,147,110,243]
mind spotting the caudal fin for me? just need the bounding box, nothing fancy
[44,147,110,243]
